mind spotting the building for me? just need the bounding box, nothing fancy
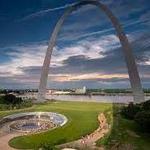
[46,89,70,95]
[75,86,86,94]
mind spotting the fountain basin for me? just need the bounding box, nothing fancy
[0,112,68,133]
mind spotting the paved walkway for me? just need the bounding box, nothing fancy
[0,133,21,150]
[58,113,109,150]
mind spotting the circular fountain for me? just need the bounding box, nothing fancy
[0,112,67,134]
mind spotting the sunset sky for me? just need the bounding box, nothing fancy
[0,0,150,89]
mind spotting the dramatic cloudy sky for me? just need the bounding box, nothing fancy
[0,0,150,89]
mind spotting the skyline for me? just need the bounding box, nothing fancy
[0,0,150,89]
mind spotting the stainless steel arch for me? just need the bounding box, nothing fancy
[37,0,144,103]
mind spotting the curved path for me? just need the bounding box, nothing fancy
[0,133,21,150]
[58,113,109,150]
[0,113,109,150]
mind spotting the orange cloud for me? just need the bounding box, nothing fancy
[48,73,129,82]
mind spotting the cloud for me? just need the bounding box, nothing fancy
[0,34,118,76]
[58,15,148,42]
[0,43,47,75]
[48,73,129,82]
[18,3,77,22]
[140,10,150,26]
[0,30,149,89]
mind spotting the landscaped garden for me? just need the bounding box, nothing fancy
[2,101,111,149]
[0,101,150,149]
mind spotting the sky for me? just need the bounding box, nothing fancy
[0,0,150,89]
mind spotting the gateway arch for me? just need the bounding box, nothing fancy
[37,0,145,103]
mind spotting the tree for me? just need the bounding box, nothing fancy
[4,94,22,105]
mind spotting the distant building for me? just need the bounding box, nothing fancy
[75,86,86,94]
[46,89,70,95]
[47,89,53,94]
[53,91,71,95]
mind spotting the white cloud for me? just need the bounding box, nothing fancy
[0,44,47,75]
[0,34,120,78]
[18,3,78,22]
[52,34,120,67]
[139,58,150,66]
[0,32,149,89]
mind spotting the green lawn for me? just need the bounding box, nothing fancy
[0,101,150,149]
[7,101,112,149]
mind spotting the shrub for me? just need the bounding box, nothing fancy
[0,96,5,104]
[135,111,150,133]
[3,94,23,105]
[20,100,33,109]
[40,143,58,150]
[141,100,150,111]
[0,104,9,110]
[121,102,141,119]
[0,94,32,110]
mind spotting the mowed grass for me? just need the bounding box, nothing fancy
[5,101,112,149]
[1,101,150,149]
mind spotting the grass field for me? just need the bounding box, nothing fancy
[0,101,150,149]
[7,101,112,149]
